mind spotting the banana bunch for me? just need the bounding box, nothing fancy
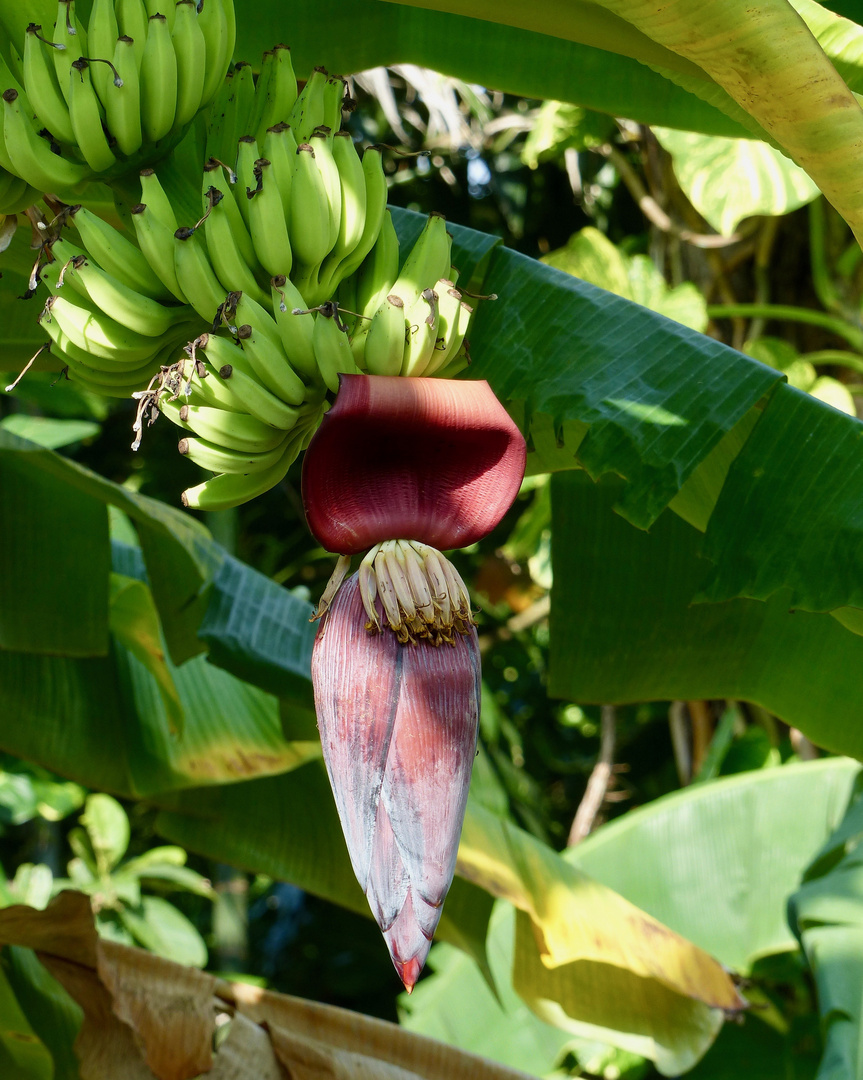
[194,51,388,311]
[345,211,477,384]
[139,296,327,509]
[35,221,199,396]
[0,0,234,191]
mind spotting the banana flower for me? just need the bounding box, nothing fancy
[304,374,525,990]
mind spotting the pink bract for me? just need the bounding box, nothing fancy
[302,374,527,555]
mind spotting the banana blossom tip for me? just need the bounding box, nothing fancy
[312,570,480,990]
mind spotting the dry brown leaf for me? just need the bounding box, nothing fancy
[221,981,534,1080]
[98,942,216,1080]
[207,1013,286,1079]
[0,890,99,965]
[0,893,535,1080]
[39,953,158,1080]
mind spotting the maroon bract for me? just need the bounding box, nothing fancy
[302,374,526,555]
[312,572,480,992]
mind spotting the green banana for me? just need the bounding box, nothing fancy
[1,88,89,191]
[172,0,206,128]
[312,308,358,392]
[173,225,227,322]
[202,184,269,305]
[159,396,285,452]
[38,289,161,372]
[115,0,148,68]
[252,43,296,142]
[53,0,87,105]
[205,59,254,165]
[104,35,142,157]
[362,292,405,377]
[179,432,289,474]
[428,294,473,377]
[139,12,177,142]
[270,274,318,382]
[327,130,366,266]
[39,278,165,365]
[85,0,118,102]
[139,166,178,229]
[0,171,39,213]
[391,212,451,306]
[288,142,331,279]
[401,287,438,376]
[309,127,341,251]
[198,0,234,109]
[247,157,292,278]
[288,66,326,143]
[202,158,259,268]
[52,236,190,338]
[232,133,259,230]
[321,143,387,289]
[144,0,175,32]
[261,122,296,216]
[68,58,116,172]
[234,320,305,405]
[354,208,398,321]
[198,331,301,428]
[180,436,299,510]
[130,201,188,303]
[23,22,75,144]
[423,282,469,376]
[322,74,345,133]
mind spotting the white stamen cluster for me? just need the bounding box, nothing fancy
[358,540,474,645]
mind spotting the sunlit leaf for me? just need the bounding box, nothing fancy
[119,897,209,969]
[0,415,100,449]
[0,965,53,1080]
[653,128,820,235]
[80,795,130,876]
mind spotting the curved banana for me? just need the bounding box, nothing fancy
[39,278,166,365]
[202,159,259,268]
[86,0,118,102]
[205,58,254,165]
[130,201,188,303]
[180,438,299,510]
[391,212,451,306]
[326,130,366,270]
[401,287,439,376]
[202,184,269,305]
[23,21,75,144]
[0,172,40,213]
[173,225,227,322]
[38,293,160,373]
[68,58,116,172]
[288,66,327,144]
[144,0,175,32]
[288,142,331,278]
[252,43,297,142]
[2,88,89,191]
[322,143,387,289]
[105,34,143,157]
[247,157,292,278]
[312,308,358,392]
[172,0,206,127]
[159,396,285,452]
[115,0,148,67]
[362,293,406,377]
[261,122,296,216]
[233,320,306,405]
[309,127,341,251]
[52,236,191,338]
[428,295,473,378]
[178,432,289,475]
[198,331,301,428]
[140,12,177,142]
[322,74,345,133]
[232,133,259,230]
[198,0,234,110]
[139,167,178,229]
[270,274,318,382]
[354,208,398,322]
[53,0,88,105]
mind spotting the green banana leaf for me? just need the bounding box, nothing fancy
[365,0,863,247]
[789,785,863,1079]
[0,963,53,1080]
[548,471,863,758]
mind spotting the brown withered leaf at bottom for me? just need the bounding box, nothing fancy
[0,891,535,1080]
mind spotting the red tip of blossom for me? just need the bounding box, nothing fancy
[302,374,526,555]
[394,955,423,994]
